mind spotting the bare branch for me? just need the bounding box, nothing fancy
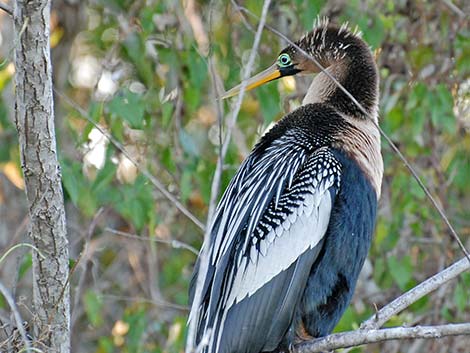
[54,90,205,231]
[184,1,273,352]
[441,0,466,18]
[98,294,188,312]
[292,257,470,352]
[295,323,470,353]
[104,227,199,255]
[0,281,31,353]
[0,243,45,265]
[70,208,106,330]
[362,256,470,330]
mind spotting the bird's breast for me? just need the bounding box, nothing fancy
[332,115,383,198]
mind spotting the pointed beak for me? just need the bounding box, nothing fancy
[220,63,281,99]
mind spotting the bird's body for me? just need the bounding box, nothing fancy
[189,19,383,353]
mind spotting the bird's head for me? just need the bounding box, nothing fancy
[220,47,317,99]
[221,20,371,100]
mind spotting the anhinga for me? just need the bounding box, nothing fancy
[189,19,383,353]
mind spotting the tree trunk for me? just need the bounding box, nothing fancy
[13,1,70,352]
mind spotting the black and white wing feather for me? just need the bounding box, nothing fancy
[189,129,342,353]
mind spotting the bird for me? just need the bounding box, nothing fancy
[188,18,383,353]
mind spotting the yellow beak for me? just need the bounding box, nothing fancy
[220,64,281,99]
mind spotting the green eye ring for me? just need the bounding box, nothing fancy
[278,53,292,67]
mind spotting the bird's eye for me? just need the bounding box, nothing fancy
[278,53,292,67]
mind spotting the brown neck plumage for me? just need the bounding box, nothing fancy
[300,22,383,197]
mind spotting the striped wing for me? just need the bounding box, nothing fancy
[189,131,341,353]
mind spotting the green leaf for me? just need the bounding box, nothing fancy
[122,33,154,86]
[179,129,201,157]
[114,177,155,231]
[256,83,281,124]
[61,162,80,206]
[18,253,32,280]
[0,291,5,309]
[362,16,385,48]
[98,337,114,353]
[84,290,104,327]
[387,255,413,290]
[91,157,117,193]
[180,170,193,202]
[108,90,146,129]
[454,282,467,312]
[124,307,148,352]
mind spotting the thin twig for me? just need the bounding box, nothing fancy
[70,208,105,330]
[441,0,466,18]
[104,227,199,255]
[184,1,272,352]
[98,294,188,311]
[0,281,31,353]
[54,90,205,231]
[0,243,45,265]
[361,256,470,330]
[0,2,13,16]
[295,323,470,353]
[232,3,470,266]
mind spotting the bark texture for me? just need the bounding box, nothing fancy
[13,1,70,352]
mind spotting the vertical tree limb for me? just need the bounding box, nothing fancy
[13,0,70,352]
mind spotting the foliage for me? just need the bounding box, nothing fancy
[0,0,469,352]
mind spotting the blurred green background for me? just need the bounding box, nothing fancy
[0,0,469,352]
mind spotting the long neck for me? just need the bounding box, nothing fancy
[300,26,382,197]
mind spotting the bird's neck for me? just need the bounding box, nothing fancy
[302,63,347,107]
[302,55,379,121]
[302,57,382,197]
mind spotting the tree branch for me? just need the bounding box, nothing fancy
[14,0,70,351]
[295,323,470,353]
[292,257,470,352]
[0,281,31,353]
[361,256,470,329]
[104,227,199,255]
